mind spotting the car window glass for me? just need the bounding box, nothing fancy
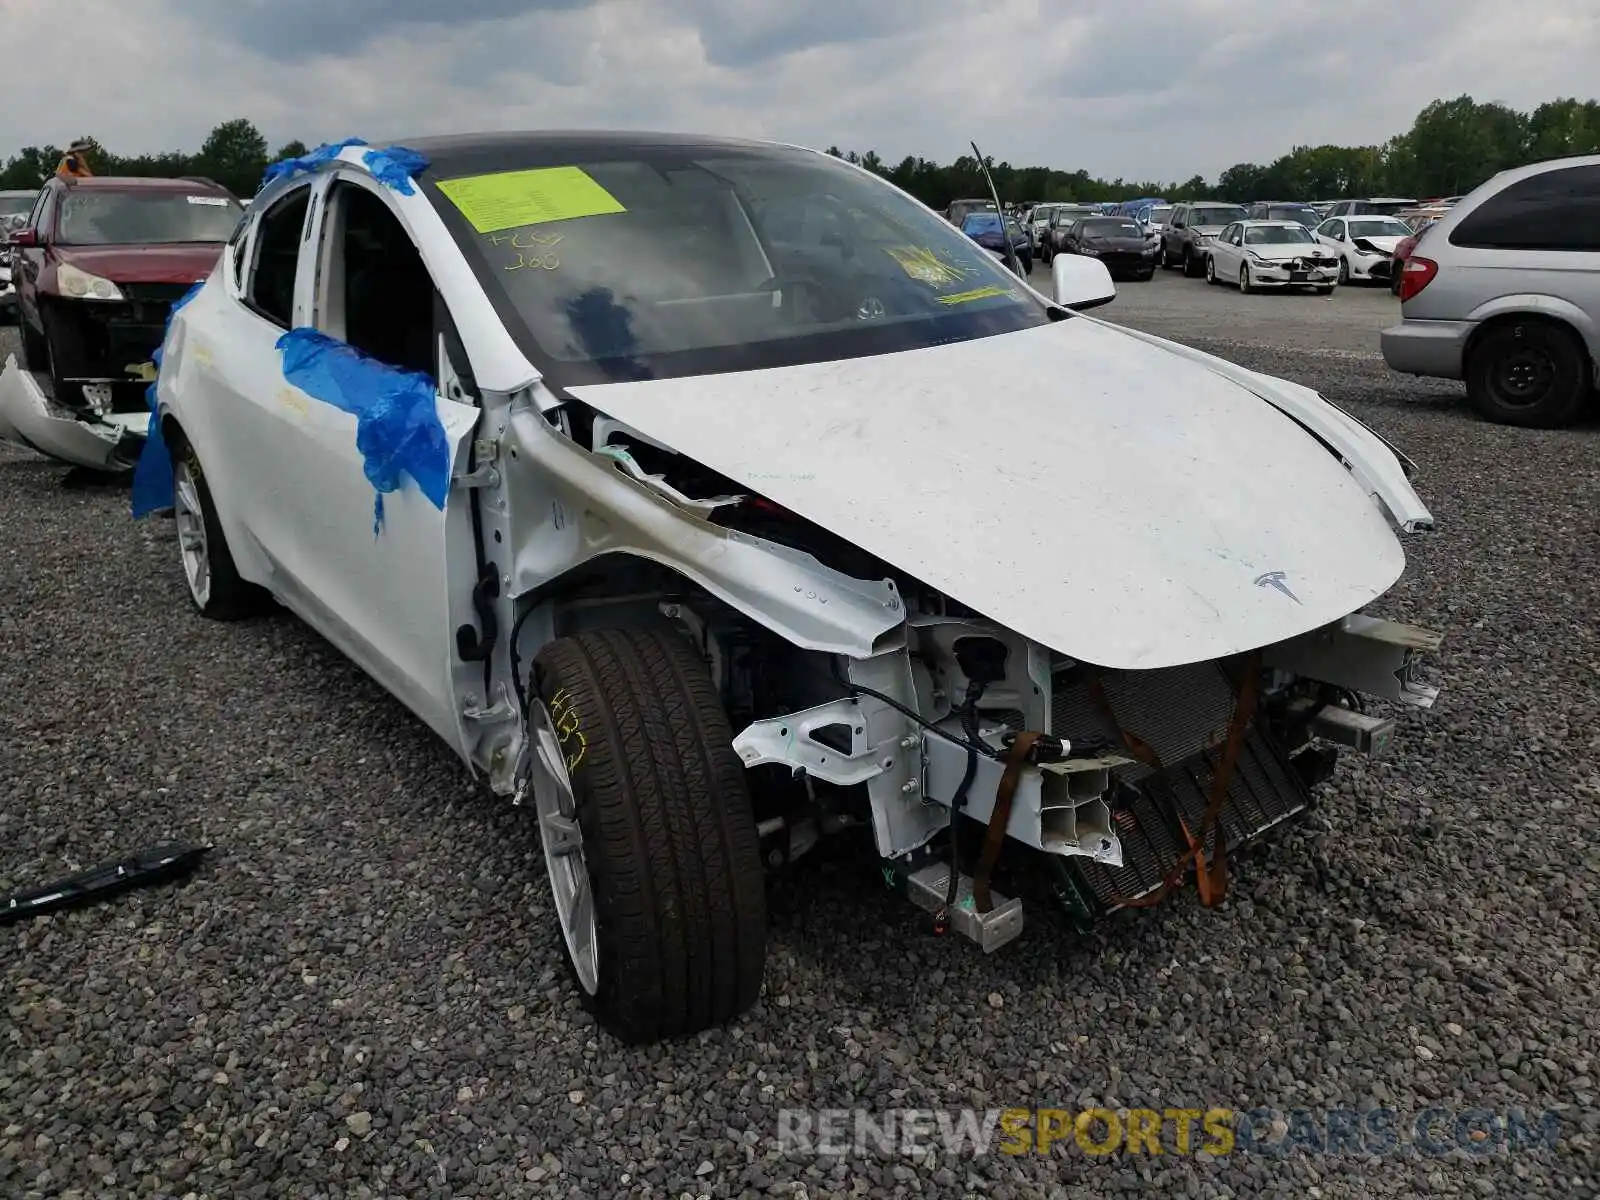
[247,185,311,328]
[1449,166,1600,252]
[25,188,48,232]
[323,182,438,377]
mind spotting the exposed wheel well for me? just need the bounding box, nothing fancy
[160,413,189,456]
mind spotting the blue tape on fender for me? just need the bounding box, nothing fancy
[362,146,430,195]
[131,281,206,519]
[260,137,369,191]
[275,328,449,536]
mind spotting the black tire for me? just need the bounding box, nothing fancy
[1465,319,1593,429]
[532,628,767,1043]
[1204,255,1217,286]
[172,440,267,619]
[1338,257,1350,285]
[1159,244,1173,270]
[1182,247,1201,277]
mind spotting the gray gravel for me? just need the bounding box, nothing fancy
[2,282,1598,1200]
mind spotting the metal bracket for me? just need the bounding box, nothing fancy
[596,444,745,515]
[454,438,502,489]
[462,683,518,726]
[1264,614,1443,709]
[732,698,896,787]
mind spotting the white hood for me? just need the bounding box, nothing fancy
[569,319,1419,670]
[1352,235,1403,254]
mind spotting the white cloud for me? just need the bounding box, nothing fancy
[5,0,1597,180]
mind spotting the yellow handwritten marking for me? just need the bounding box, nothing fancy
[503,250,559,272]
[883,245,975,287]
[278,388,309,416]
[548,689,587,772]
[191,343,214,368]
[438,166,626,234]
[936,285,1015,306]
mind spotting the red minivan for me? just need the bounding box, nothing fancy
[10,175,242,414]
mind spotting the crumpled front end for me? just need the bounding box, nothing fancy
[732,606,1443,947]
[0,354,146,470]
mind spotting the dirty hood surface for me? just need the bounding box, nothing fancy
[54,244,221,285]
[569,319,1408,669]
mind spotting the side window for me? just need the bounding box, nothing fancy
[247,185,311,328]
[24,187,49,234]
[228,215,251,289]
[1450,166,1600,251]
[35,186,59,240]
[319,180,437,378]
[1171,208,1186,229]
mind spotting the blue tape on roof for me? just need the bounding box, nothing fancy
[260,137,369,191]
[130,281,206,519]
[275,328,449,536]
[362,146,430,195]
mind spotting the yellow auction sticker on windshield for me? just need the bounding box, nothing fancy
[883,245,974,287]
[937,285,1015,305]
[437,166,626,234]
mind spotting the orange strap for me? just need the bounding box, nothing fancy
[971,731,1041,913]
[1116,651,1261,909]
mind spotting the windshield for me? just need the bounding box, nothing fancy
[1147,206,1172,223]
[423,146,1052,387]
[1191,205,1248,226]
[1348,218,1412,238]
[57,190,242,245]
[1245,225,1314,245]
[1082,219,1142,238]
[1268,205,1320,225]
[0,195,33,219]
[1361,200,1414,215]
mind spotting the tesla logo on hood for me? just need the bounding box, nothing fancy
[1253,571,1302,604]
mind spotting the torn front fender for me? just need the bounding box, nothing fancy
[0,355,144,470]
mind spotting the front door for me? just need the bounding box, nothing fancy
[210,169,480,751]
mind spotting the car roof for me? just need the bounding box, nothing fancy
[1241,220,1309,227]
[57,175,232,195]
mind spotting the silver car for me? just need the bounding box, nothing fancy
[1380,154,1600,428]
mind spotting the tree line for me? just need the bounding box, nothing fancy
[3,94,1596,211]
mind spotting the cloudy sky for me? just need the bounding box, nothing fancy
[7,0,1598,181]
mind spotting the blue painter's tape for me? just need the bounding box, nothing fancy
[362,146,430,196]
[260,137,369,191]
[275,328,449,536]
[131,281,206,519]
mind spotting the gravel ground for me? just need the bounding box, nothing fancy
[2,284,1598,1200]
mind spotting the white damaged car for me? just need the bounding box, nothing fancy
[149,133,1444,1044]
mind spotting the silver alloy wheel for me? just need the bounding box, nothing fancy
[1240,264,1251,293]
[173,461,211,608]
[530,701,599,995]
[1205,255,1215,284]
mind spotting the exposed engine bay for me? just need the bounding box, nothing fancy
[497,392,1442,951]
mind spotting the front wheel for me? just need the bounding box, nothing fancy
[1338,257,1350,285]
[1182,248,1202,277]
[531,628,768,1044]
[1239,264,1252,294]
[1204,255,1217,285]
[1465,320,1592,429]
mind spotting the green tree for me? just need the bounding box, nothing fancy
[273,140,310,162]
[194,118,270,197]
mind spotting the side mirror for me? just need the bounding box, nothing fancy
[1052,254,1116,311]
[9,229,37,248]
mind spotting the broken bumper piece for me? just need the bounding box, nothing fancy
[0,354,147,470]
